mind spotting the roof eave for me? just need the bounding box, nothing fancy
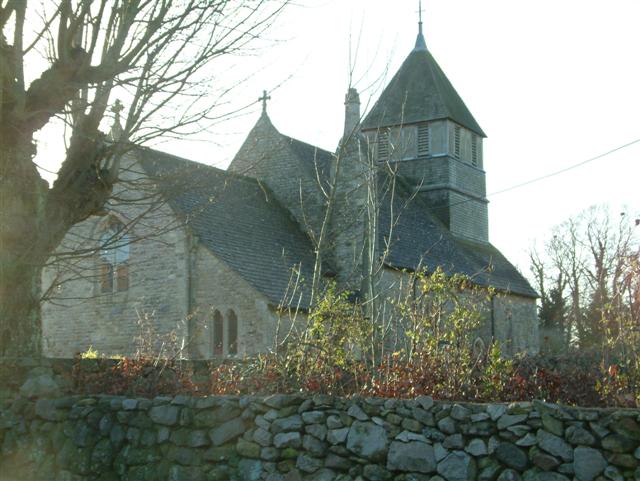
[382,262,538,299]
[361,115,486,138]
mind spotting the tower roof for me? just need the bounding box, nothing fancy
[362,45,486,137]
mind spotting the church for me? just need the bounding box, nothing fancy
[41,19,539,359]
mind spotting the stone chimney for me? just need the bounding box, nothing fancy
[343,88,360,138]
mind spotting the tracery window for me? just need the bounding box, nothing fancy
[98,219,130,293]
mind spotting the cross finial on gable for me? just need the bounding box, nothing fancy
[111,99,124,122]
[258,90,271,113]
[110,99,125,141]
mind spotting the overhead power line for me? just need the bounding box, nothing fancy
[417,136,640,216]
[489,137,640,198]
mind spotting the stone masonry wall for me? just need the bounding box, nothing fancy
[43,151,298,360]
[42,153,190,358]
[376,268,539,356]
[189,247,281,359]
[493,295,539,356]
[2,392,639,481]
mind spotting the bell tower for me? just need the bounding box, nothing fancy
[360,10,489,243]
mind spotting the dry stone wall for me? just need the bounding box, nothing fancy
[1,393,639,481]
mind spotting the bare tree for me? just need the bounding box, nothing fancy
[530,206,639,350]
[0,0,288,357]
[530,245,568,349]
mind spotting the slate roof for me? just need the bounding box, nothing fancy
[378,175,537,298]
[281,134,333,184]
[229,113,334,186]
[137,148,318,309]
[362,45,486,137]
[134,145,534,306]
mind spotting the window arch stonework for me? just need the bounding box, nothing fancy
[212,310,223,356]
[210,308,239,357]
[227,310,238,356]
[98,217,130,293]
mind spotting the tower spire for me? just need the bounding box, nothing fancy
[414,0,427,51]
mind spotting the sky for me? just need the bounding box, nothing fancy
[37,0,640,274]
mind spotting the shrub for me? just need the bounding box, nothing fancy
[79,346,99,359]
[71,356,197,397]
[68,268,639,407]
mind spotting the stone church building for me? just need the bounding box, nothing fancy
[42,23,539,358]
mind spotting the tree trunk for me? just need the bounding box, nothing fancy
[0,141,48,358]
[0,263,43,358]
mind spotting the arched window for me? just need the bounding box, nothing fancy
[99,219,130,293]
[210,309,239,357]
[212,310,223,356]
[227,310,238,356]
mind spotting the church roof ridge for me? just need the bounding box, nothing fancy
[239,98,334,164]
[280,133,334,161]
[248,106,334,162]
[137,145,260,186]
[230,108,334,182]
